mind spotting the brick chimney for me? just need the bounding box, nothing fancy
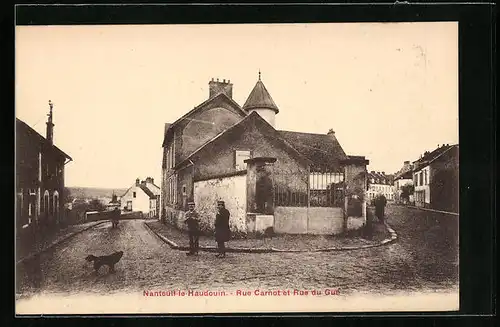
[327,128,335,136]
[209,78,233,99]
[135,178,140,186]
[46,100,54,145]
[145,177,154,184]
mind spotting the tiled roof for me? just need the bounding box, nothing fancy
[242,80,279,113]
[277,130,348,172]
[367,171,394,185]
[175,111,311,169]
[413,144,457,170]
[138,184,158,199]
[143,183,160,196]
[16,118,72,160]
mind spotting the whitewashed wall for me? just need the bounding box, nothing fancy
[193,174,247,233]
[120,185,150,213]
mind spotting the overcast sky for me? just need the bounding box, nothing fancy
[16,22,458,189]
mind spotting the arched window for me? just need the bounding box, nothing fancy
[43,190,50,221]
[53,191,60,223]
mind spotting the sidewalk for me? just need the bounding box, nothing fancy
[145,219,396,253]
[16,220,107,265]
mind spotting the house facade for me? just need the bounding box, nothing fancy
[366,171,395,202]
[121,177,160,217]
[413,144,458,212]
[412,144,458,213]
[393,161,414,204]
[161,75,369,236]
[16,101,72,236]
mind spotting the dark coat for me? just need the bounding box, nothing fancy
[374,195,387,220]
[215,208,231,242]
[113,208,120,220]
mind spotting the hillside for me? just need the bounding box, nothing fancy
[67,187,128,199]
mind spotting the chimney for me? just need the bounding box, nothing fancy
[371,171,375,174]
[136,178,140,186]
[382,171,385,175]
[46,100,54,145]
[327,129,335,136]
[208,78,233,99]
[404,161,410,164]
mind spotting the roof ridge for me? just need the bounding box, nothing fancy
[162,92,247,146]
[278,130,331,137]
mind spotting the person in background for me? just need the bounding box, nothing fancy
[184,201,200,256]
[215,201,231,258]
[374,194,388,223]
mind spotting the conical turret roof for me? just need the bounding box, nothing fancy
[242,75,279,114]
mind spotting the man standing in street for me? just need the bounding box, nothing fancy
[374,194,388,223]
[184,201,200,256]
[215,200,231,258]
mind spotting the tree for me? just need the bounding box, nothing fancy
[400,184,414,202]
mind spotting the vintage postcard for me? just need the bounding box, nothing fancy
[15,21,459,314]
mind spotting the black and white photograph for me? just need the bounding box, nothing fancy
[15,21,460,314]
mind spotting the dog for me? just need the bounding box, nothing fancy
[85,251,124,274]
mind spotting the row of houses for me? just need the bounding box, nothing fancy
[366,171,395,201]
[160,74,370,236]
[393,144,459,213]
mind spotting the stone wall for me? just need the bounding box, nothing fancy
[274,206,344,235]
[193,174,247,234]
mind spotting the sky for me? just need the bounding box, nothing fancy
[15,22,458,189]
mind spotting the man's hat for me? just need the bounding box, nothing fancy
[188,201,195,205]
[217,200,225,205]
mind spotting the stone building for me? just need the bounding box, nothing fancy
[393,161,414,204]
[366,171,395,202]
[161,74,369,236]
[412,144,458,212]
[16,101,72,239]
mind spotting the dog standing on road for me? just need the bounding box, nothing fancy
[85,251,124,274]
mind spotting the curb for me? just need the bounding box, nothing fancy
[405,205,459,216]
[16,220,108,266]
[144,221,398,254]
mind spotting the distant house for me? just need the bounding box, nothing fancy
[393,161,414,204]
[120,177,160,217]
[161,75,369,236]
[366,171,395,202]
[16,101,72,233]
[412,144,458,213]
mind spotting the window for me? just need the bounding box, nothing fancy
[419,173,423,186]
[133,191,136,198]
[182,185,186,195]
[235,150,251,170]
[424,170,428,185]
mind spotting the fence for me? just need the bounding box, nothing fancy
[274,172,344,208]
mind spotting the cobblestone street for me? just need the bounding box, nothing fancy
[16,204,458,304]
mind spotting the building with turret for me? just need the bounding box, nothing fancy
[161,74,369,236]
